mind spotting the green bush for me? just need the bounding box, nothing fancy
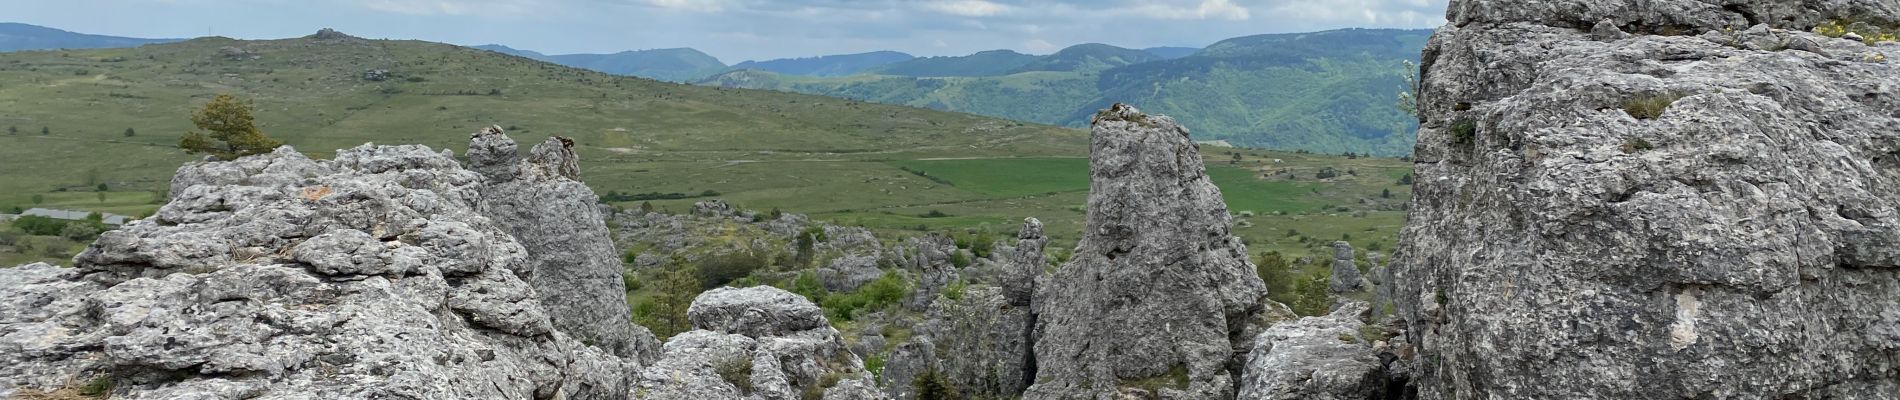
[820,270,910,321]
[12,215,68,236]
[716,357,754,395]
[1623,93,1683,120]
[697,251,769,289]
[912,368,958,400]
[949,251,971,268]
[1448,119,1477,146]
[1256,251,1297,306]
[1291,269,1335,316]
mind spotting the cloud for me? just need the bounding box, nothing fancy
[643,0,726,12]
[1131,0,1250,20]
[358,0,544,16]
[1022,38,1058,53]
[922,0,1012,17]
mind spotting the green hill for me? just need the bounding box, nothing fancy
[730,51,914,77]
[693,29,1431,156]
[869,49,1041,77]
[1012,43,1161,74]
[0,31,1412,267]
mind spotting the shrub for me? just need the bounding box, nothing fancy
[697,251,769,289]
[1621,137,1655,153]
[1623,93,1683,120]
[13,215,67,236]
[638,262,702,339]
[60,223,101,242]
[920,210,950,218]
[1257,251,1297,306]
[912,368,958,400]
[621,271,642,291]
[715,357,754,395]
[1292,269,1334,316]
[820,270,910,321]
[1448,119,1477,146]
[179,94,282,159]
[948,251,970,268]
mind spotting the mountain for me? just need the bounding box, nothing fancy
[473,44,552,61]
[730,51,914,77]
[698,28,1433,155]
[869,49,1042,77]
[0,22,179,52]
[1141,46,1199,59]
[0,31,1086,227]
[544,48,727,82]
[1012,43,1162,74]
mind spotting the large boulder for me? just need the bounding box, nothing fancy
[1396,1,1900,398]
[472,127,657,361]
[637,286,881,399]
[1,145,635,399]
[1238,302,1386,400]
[1024,104,1269,399]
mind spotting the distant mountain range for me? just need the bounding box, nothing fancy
[700,29,1432,155]
[0,23,179,52]
[0,22,1425,154]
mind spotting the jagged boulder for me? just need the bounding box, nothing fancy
[637,286,881,399]
[877,338,937,400]
[473,128,656,361]
[1397,1,1900,398]
[0,145,635,399]
[1239,302,1386,400]
[1024,104,1269,399]
[925,285,1035,398]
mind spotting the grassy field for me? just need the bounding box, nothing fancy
[0,33,1412,265]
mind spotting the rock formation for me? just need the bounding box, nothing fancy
[472,127,656,361]
[1,145,635,399]
[1239,302,1386,400]
[1327,241,1365,294]
[1396,1,1900,398]
[634,286,880,399]
[1024,104,1269,399]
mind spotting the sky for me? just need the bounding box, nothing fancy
[8,0,1449,63]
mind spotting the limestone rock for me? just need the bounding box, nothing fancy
[1328,241,1365,294]
[877,338,936,400]
[637,286,881,399]
[1239,302,1386,400]
[2,144,635,399]
[1024,104,1269,399]
[926,285,1036,398]
[474,130,656,361]
[1397,2,1900,398]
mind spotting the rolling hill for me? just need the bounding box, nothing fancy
[0,29,1412,265]
[0,23,179,52]
[473,44,727,82]
[731,51,915,77]
[698,29,1432,155]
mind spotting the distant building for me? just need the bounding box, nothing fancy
[20,208,133,225]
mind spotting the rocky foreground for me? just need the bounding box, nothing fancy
[3,0,1898,398]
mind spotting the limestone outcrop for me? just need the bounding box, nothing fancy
[0,144,636,399]
[1238,302,1386,400]
[1024,104,1269,399]
[472,127,656,360]
[635,286,880,399]
[1396,1,1900,398]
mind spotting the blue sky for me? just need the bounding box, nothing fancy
[9,0,1448,62]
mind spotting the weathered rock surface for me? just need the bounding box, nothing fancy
[926,285,1035,398]
[1397,1,1900,398]
[877,338,936,400]
[1024,104,1269,399]
[473,128,655,361]
[1,145,636,399]
[1239,302,1386,400]
[636,286,881,399]
[1327,241,1365,294]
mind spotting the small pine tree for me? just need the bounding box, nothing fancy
[1381,188,1392,199]
[6,126,15,135]
[179,94,283,159]
[30,194,43,205]
[123,127,136,137]
[40,126,49,135]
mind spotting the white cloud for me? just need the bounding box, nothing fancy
[644,0,727,12]
[1121,0,1250,21]
[358,0,543,16]
[923,0,1012,17]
